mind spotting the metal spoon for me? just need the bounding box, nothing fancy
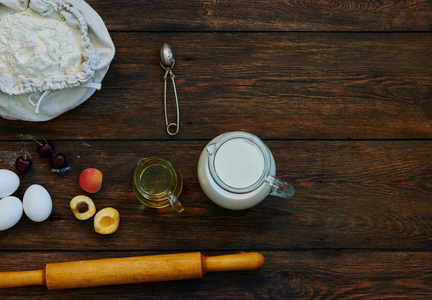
[161,42,175,68]
[160,42,180,136]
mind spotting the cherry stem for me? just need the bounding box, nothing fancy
[28,136,43,146]
[45,139,56,157]
[18,134,28,160]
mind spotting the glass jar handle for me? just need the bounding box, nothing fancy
[166,192,184,213]
[266,175,295,199]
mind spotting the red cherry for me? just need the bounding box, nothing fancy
[50,153,67,169]
[37,140,55,158]
[15,156,32,173]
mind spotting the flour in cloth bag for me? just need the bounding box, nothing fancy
[0,0,115,122]
[0,9,83,79]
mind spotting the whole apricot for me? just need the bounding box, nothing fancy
[79,168,103,193]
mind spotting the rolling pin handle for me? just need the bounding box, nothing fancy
[204,252,265,273]
[0,269,45,289]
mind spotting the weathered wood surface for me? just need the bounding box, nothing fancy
[1,0,431,298]
[1,33,431,140]
[86,0,432,32]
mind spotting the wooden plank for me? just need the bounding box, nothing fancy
[85,0,432,32]
[0,250,431,298]
[0,140,430,250]
[1,33,431,140]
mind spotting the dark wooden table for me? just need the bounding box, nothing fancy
[1,0,431,298]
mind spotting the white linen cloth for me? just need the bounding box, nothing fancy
[0,0,115,121]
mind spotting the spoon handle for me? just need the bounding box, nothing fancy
[163,67,180,136]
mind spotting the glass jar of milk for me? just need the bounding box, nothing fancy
[198,131,294,210]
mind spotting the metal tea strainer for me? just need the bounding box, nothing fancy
[160,42,180,136]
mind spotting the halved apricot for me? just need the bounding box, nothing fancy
[70,195,96,220]
[94,207,120,234]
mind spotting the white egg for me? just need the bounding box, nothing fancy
[23,184,52,222]
[0,196,23,231]
[0,169,20,198]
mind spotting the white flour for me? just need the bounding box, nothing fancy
[0,9,82,79]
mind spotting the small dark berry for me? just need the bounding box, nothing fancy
[50,153,67,170]
[37,140,55,158]
[15,156,32,173]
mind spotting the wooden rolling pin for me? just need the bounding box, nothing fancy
[0,252,264,290]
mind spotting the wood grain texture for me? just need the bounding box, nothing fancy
[1,251,432,299]
[1,33,431,140]
[0,140,430,250]
[85,0,432,32]
[1,0,431,298]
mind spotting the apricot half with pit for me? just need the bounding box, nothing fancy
[70,195,96,220]
[94,207,120,234]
